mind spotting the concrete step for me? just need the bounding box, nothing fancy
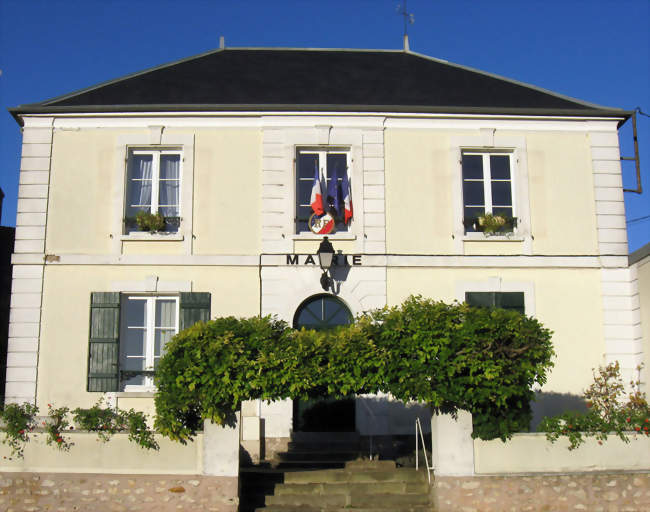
[274,481,430,496]
[284,467,426,484]
[275,450,360,462]
[265,491,431,508]
[290,431,360,443]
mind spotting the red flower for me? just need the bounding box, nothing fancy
[635,427,641,431]
[626,417,631,423]
[18,429,24,435]
[645,418,649,423]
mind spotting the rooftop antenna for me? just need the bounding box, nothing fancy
[397,1,415,51]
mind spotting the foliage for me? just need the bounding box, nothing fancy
[539,362,650,449]
[44,404,73,451]
[0,400,158,458]
[154,296,555,443]
[72,400,127,442]
[0,403,38,459]
[477,213,515,234]
[122,409,159,451]
[135,210,165,232]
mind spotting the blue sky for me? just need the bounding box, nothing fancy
[0,0,648,250]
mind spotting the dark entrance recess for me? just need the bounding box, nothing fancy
[292,294,355,432]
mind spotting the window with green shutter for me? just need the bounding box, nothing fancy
[87,291,210,392]
[465,291,525,314]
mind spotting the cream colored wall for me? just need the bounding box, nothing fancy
[46,127,261,256]
[637,256,650,392]
[36,265,260,409]
[526,131,599,254]
[387,267,605,393]
[384,128,599,256]
[0,432,203,474]
[474,433,650,474]
[193,129,261,255]
[47,129,129,254]
[385,129,454,254]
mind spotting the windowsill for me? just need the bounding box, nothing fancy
[290,233,357,241]
[462,232,524,242]
[120,232,184,241]
[116,391,155,398]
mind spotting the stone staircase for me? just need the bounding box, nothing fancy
[239,432,433,511]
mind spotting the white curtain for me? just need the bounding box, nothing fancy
[158,155,180,217]
[128,155,153,215]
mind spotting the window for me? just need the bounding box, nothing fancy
[462,152,516,233]
[124,149,181,233]
[87,292,210,392]
[295,148,351,234]
[293,294,352,330]
[120,295,178,390]
[465,292,525,314]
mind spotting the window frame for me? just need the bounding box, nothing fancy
[450,133,531,253]
[124,147,183,234]
[461,150,517,232]
[295,146,352,235]
[112,132,195,254]
[119,294,180,392]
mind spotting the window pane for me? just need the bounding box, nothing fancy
[492,206,513,219]
[298,179,312,206]
[462,155,483,179]
[490,155,511,179]
[154,329,175,357]
[122,357,146,387]
[496,292,525,313]
[123,328,146,357]
[462,181,485,206]
[491,181,512,207]
[155,300,176,328]
[125,299,146,328]
[158,181,179,210]
[128,155,153,180]
[465,292,495,308]
[160,155,180,179]
[297,153,318,179]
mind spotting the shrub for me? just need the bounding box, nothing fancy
[154,296,555,443]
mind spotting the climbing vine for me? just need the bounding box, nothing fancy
[154,296,555,443]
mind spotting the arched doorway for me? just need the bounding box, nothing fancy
[293,294,355,432]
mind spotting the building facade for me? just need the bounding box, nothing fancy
[5,48,646,457]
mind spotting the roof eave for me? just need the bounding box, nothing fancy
[9,104,632,124]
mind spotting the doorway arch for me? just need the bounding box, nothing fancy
[292,294,355,432]
[293,294,353,330]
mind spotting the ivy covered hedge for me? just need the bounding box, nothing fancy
[154,296,554,443]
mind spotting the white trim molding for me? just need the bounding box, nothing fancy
[112,131,195,255]
[450,133,532,255]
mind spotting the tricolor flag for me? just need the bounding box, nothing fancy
[342,169,353,224]
[326,164,340,216]
[310,161,324,215]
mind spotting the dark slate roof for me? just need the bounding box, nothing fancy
[10,48,629,119]
[630,242,650,265]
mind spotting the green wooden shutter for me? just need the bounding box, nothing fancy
[87,292,121,392]
[179,292,211,330]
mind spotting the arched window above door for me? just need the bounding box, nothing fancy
[293,294,352,330]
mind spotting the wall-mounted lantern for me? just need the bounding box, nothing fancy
[317,236,335,291]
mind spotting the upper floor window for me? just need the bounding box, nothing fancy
[124,149,182,234]
[462,151,516,234]
[295,148,352,234]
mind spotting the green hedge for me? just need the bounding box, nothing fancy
[154,296,554,442]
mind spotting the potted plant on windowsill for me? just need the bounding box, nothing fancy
[464,214,517,235]
[134,210,166,233]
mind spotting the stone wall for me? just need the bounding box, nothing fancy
[0,473,237,512]
[434,472,650,512]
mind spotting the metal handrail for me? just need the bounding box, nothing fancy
[359,399,376,460]
[415,417,433,484]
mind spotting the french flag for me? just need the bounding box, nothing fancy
[310,161,324,215]
[342,169,353,224]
